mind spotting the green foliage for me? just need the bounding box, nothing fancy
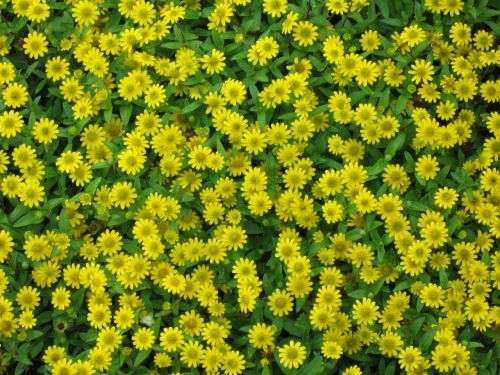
[0,0,499,374]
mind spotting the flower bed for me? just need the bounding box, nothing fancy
[0,0,499,374]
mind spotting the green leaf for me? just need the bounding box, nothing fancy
[378,89,390,110]
[385,133,406,159]
[348,289,367,299]
[378,2,390,18]
[133,350,151,367]
[26,330,44,341]
[380,18,403,27]
[439,268,449,287]
[245,222,263,234]
[410,317,426,336]
[14,212,44,227]
[395,95,408,114]
[485,21,500,36]
[59,207,72,234]
[120,103,133,125]
[85,177,102,195]
[72,288,86,311]
[346,229,366,241]
[26,61,40,77]
[161,41,182,49]
[394,279,411,292]
[181,100,202,114]
[419,328,436,351]
[252,70,269,82]
[29,341,44,359]
[266,154,277,199]
[283,320,305,336]
[367,158,388,179]
[467,341,485,349]
[384,361,396,375]
[108,213,128,226]
[412,40,432,58]
[8,204,30,223]
[297,355,322,375]
[369,277,386,296]
[405,201,429,211]
[263,273,273,294]
[13,344,32,365]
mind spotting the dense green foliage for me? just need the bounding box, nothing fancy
[0,0,499,374]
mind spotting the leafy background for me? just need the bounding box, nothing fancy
[0,0,499,374]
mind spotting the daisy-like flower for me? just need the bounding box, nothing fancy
[0,110,24,138]
[409,59,434,84]
[201,49,226,74]
[278,341,307,369]
[263,0,288,17]
[221,78,246,106]
[23,31,48,59]
[3,82,28,108]
[292,21,318,47]
[72,0,99,26]
[132,327,155,350]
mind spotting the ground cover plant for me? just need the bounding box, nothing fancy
[0,0,499,374]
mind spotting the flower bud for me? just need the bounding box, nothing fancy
[17,332,27,342]
[141,314,154,327]
[68,126,77,136]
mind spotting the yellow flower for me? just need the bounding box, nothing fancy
[88,346,111,372]
[201,49,226,74]
[221,78,246,106]
[292,21,318,47]
[263,0,287,18]
[72,0,99,26]
[18,180,45,207]
[434,186,458,209]
[51,287,71,310]
[3,82,28,108]
[23,31,48,59]
[33,118,59,144]
[132,327,155,350]
[352,297,379,325]
[409,59,435,84]
[0,110,24,138]
[267,289,293,316]
[278,340,306,369]
[360,30,380,51]
[110,181,137,209]
[16,286,40,310]
[420,283,445,308]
